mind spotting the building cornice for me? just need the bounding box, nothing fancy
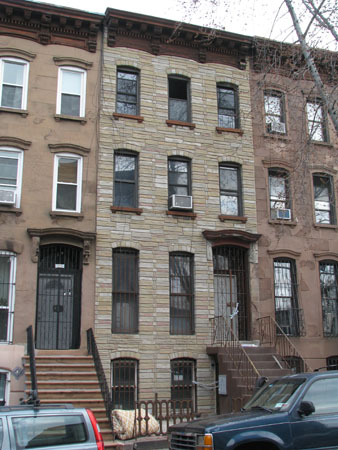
[0,0,102,53]
[105,8,252,68]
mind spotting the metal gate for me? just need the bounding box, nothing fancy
[35,244,82,349]
[213,245,249,341]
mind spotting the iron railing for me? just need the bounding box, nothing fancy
[257,316,312,372]
[134,395,198,436]
[86,328,113,432]
[25,325,40,406]
[210,316,261,400]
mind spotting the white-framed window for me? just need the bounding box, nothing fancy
[56,66,86,117]
[0,370,10,405]
[0,252,16,344]
[0,57,29,110]
[52,153,83,212]
[0,148,24,208]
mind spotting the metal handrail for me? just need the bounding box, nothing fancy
[25,325,40,406]
[257,316,312,372]
[86,328,113,432]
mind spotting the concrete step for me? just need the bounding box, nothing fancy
[26,380,101,389]
[25,363,95,372]
[26,371,98,381]
[28,389,103,400]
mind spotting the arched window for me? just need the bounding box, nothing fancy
[313,173,336,225]
[116,67,140,116]
[219,163,243,216]
[217,83,239,129]
[268,168,291,220]
[114,150,138,208]
[168,75,191,122]
[264,90,286,134]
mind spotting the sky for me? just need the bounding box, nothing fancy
[33,0,297,43]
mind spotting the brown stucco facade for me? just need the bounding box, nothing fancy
[0,0,101,405]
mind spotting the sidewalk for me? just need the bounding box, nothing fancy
[115,435,169,449]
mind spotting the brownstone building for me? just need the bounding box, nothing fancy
[0,0,101,405]
[251,39,338,371]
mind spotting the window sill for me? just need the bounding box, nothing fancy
[216,127,243,135]
[49,211,84,220]
[0,206,22,215]
[111,206,143,215]
[113,112,144,123]
[54,114,87,124]
[313,223,338,230]
[0,107,28,117]
[308,140,333,148]
[219,215,247,223]
[166,120,196,130]
[264,133,290,141]
[269,219,297,226]
[166,210,196,219]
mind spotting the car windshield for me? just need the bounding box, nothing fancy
[242,378,306,412]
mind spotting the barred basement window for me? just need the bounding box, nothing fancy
[327,355,338,370]
[111,358,138,410]
[0,251,16,343]
[320,261,338,337]
[170,358,196,410]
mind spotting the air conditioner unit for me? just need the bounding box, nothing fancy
[276,208,291,220]
[268,122,286,134]
[169,194,193,210]
[0,189,16,205]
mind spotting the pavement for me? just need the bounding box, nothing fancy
[115,435,169,449]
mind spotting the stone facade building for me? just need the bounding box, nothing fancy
[96,9,259,415]
[0,0,101,405]
[251,39,338,371]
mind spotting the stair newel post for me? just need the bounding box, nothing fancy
[26,325,40,406]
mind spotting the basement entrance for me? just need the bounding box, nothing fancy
[35,244,82,349]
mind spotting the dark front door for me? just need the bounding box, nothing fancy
[36,244,82,349]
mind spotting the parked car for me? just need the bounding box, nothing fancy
[0,404,104,450]
[168,370,338,450]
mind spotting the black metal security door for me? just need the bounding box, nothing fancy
[36,244,82,349]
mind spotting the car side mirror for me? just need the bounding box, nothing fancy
[298,401,315,416]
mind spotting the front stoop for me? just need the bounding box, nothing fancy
[23,353,119,448]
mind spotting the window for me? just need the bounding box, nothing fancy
[264,91,286,134]
[170,253,194,335]
[0,252,16,343]
[52,154,82,212]
[274,258,300,336]
[0,371,9,406]
[111,358,138,410]
[168,76,190,122]
[327,355,338,370]
[303,377,338,414]
[217,84,239,129]
[320,261,338,337]
[306,100,327,142]
[313,173,335,225]
[171,359,196,410]
[219,164,242,216]
[269,168,291,219]
[116,68,139,116]
[56,67,86,117]
[112,248,138,333]
[0,58,29,110]
[114,151,138,208]
[168,157,191,199]
[0,148,24,208]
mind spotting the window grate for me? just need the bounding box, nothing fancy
[111,358,137,410]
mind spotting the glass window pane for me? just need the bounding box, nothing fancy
[117,77,137,95]
[0,257,10,307]
[169,99,188,121]
[116,102,137,115]
[0,373,6,403]
[219,113,236,128]
[220,167,238,191]
[169,160,188,173]
[58,158,77,183]
[1,85,22,109]
[220,195,238,215]
[115,156,135,181]
[270,175,286,200]
[3,61,24,85]
[56,184,77,210]
[61,94,80,116]
[218,88,235,108]
[307,102,322,120]
[0,310,8,341]
[265,95,281,115]
[315,210,330,224]
[0,157,18,186]
[62,70,81,95]
[114,183,135,208]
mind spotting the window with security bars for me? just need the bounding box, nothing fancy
[273,258,300,336]
[170,253,194,335]
[116,68,139,116]
[313,173,336,225]
[171,359,196,411]
[111,359,138,410]
[283,356,303,373]
[112,248,139,333]
[0,371,8,405]
[327,355,338,370]
[320,261,338,337]
[0,252,16,343]
[217,84,239,129]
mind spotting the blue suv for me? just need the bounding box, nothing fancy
[169,371,338,450]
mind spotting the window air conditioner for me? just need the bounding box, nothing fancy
[0,190,16,205]
[268,122,286,134]
[276,208,291,220]
[169,194,193,210]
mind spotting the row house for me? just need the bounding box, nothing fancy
[0,0,101,405]
[96,9,258,416]
[251,40,338,372]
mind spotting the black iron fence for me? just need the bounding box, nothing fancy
[25,325,40,406]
